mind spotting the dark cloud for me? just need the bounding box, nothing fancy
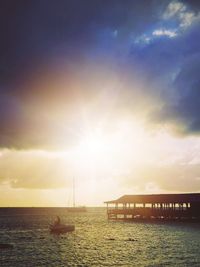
[148,23,200,134]
[0,0,199,148]
[0,0,162,85]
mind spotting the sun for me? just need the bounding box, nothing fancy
[76,128,109,163]
[71,119,150,172]
[63,119,153,204]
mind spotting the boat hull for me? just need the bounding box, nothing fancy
[50,224,75,234]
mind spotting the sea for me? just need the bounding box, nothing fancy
[0,208,200,267]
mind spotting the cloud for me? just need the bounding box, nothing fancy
[130,6,200,135]
[163,1,186,19]
[163,1,200,29]
[0,1,200,206]
[0,0,164,149]
[128,163,200,193]
[135,0,200,48]
[127,131,200,193]
[152,46,200,135]
[1,132,200,193]
[0,0,199,150]
[152,29,177,38]
[0,149,72,189]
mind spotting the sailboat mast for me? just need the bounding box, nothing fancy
[73,177,75,208]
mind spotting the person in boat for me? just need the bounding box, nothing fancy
[54,216,61,226]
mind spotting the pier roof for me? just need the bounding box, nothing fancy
[105,193,200,204]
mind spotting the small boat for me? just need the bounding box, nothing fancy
[50,223,75,234]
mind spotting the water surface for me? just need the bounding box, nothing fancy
[0,208,200,266]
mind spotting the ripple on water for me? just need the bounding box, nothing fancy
[0,208,200,266]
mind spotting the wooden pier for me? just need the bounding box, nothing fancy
[105,193,200,221]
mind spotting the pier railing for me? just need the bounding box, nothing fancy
[106,203,200,220]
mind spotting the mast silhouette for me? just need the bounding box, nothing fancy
[66,177,86,212]
[73,177,75,208]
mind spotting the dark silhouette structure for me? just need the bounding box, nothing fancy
[105,193,200,221]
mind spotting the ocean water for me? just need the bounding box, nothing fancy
[0,208,200,267]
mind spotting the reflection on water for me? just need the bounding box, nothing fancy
[0,208,200,266]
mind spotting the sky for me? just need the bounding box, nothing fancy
[0,0,200,206]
